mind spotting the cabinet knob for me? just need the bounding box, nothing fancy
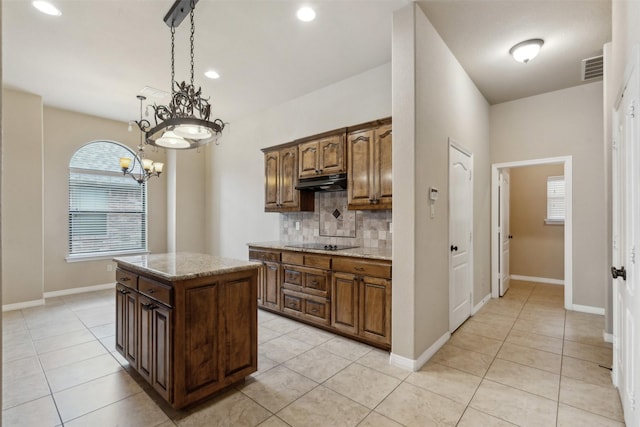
[121,277,130,282]
[118,289,129,295]
[354,267,365,272]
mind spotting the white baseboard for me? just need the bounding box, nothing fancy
[510,275,564,286]
[390,331,450,372]
[2,299,45,312]
[472,294,491,315]
[603,331,613,343]
[570,304,605,316]
[43,282,115,299]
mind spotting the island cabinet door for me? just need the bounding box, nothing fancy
[115,285,138,367]
[152,303,172,402]
[137,295,154,384]
[221,277,258,377]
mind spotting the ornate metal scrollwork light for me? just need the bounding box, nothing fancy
[134,0,225,150]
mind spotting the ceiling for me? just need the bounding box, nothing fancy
[3,0,611,125]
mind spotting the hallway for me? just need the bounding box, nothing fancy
[1,281,623,426]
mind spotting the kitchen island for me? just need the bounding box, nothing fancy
[113,252,260,409]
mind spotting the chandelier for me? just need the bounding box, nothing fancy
[120,95,164,184]
[135,0,225,149]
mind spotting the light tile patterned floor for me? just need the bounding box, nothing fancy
[1,281,625,426]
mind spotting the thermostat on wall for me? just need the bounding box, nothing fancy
[429,187,439,201]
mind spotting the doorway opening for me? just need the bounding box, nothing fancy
[491,156,573,310]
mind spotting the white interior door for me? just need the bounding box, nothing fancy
[613,48,640,427]
[499,170,511,296]
[449,143,473,332]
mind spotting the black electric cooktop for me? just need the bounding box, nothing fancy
[285,243,359,251]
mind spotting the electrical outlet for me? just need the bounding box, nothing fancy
[388,222,393,232]
[106,264,113,272]
[295,221,300,230]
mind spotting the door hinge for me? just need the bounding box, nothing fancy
[469,232,473,242]
[469,170,472,181]
[631,245,636,264]
[628,103,636,118]
[612,138,618,150]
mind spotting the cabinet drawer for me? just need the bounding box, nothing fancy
[332,258,391,279]
[282,252,304,265]
[116,268,138,290]
[283,268,302,286]
[139,277,172,307]
[305,254,331,269]
[305,272,329,297]
[282,292,303,314]
[304,299,330,324]
[249,249,281,263]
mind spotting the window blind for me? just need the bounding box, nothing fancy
[68,141,147,258]
[547,176,565,222]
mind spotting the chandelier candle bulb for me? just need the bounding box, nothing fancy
[154,163,164,174]
[120,157,132,170]
[142,158,154,171]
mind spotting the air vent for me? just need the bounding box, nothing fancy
[581,55,604,81]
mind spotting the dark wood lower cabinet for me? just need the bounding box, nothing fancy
[249,247,392,349]
[115,265,258,409]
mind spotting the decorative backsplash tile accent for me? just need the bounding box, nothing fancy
[319,192,356,237]
[280,191,392,248]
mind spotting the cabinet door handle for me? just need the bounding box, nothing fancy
[121,277,130,282]
[354,267,365,272]
[310,281,319,286]
[141,303,156,310]
[118,289,130,295]
[268,266,277,270]
[147,288,155,294]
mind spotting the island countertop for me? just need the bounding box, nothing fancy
[113,252,261,281]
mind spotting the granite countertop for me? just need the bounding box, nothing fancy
[114,252,261,281]
[248,241,392,261]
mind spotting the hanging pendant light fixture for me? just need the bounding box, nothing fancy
[135,0,225,149]
[121,95,164,184]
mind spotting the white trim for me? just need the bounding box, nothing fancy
[3,299,45,312]
[571,304,605,315]
[603,332,614,343]
[66,251,149,263]
[390,331,450,371]
[510,275,565,286]
[491,156,573,311]
[43,282,115,298]
[472,294,491,315]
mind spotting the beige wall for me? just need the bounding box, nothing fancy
[393,4,491,361]
[509,164,564,280]
[206,63,392,260]
[2,89,44,305]
[176,149,205,253]
[2,88,168,304]
[491,82,605,308]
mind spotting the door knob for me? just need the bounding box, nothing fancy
[450,245,458,252]
[611,266,627,280]
[508,235,513,239]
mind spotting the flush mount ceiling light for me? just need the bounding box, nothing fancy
[297,6,316,22]
[32,1,61,16]
[204,70,220,79]
[134,0,225,150]
[509,39,544,64]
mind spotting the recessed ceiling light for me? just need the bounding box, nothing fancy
[509,39,544,64]
[32,1,62,16]
[297,6,316,22]
[204,70,220,79]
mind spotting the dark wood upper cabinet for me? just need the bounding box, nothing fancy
[347,119,392,210]
[299,134,345,178]
[263,146,313,213]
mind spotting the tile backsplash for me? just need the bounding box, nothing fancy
[280,191,392,248]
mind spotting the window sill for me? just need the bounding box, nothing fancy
[66,250,150,263]
[545,219,565,225]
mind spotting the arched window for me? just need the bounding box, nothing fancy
[68,141,147,259]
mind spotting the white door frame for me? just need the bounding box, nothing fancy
[491,156,573,309]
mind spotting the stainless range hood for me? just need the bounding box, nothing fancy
[295,173,347,192]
